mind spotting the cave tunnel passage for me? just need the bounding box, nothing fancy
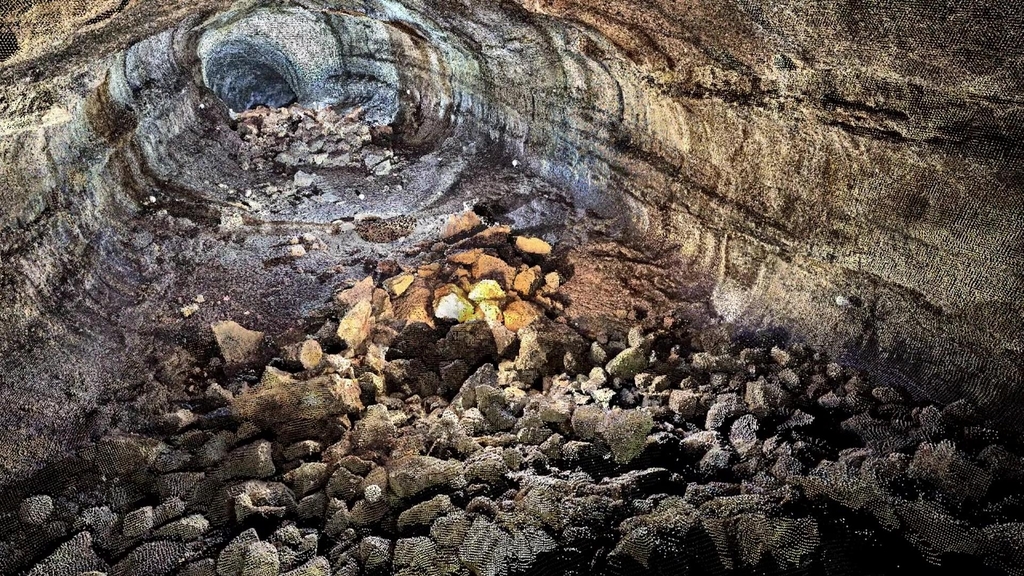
[203,43,298,111]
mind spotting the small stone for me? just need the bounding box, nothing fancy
[606,347,649,380]
[389,456,466,499]
[544,272,560,290]
[243,541,281,576]
[19,495,54,526]
[872,386,903,404]
[513,268,541,296]
[294,171,315,187]
[283,440,323,461]
[336,300,374,353]
[442,211,483,238]
[27,532,107,576]
[284,462,330,496]
[153,514,209,541]
[384,274,415,297]
[289,244,307,258]
[122,506,155,539]
[705,393,746,430]
[468,280,506,302]
[502,300,542,332]
[359,537,392,571]
[514,236,552,255]
[364,484,384,503]
[398,494,455,532]
[280,556,330,576]
[222,440,276,480]
[211,321,264,366]
[599,409,654,464]
[472,254,516,288]
[205,383,234,406]
[298,340,323,370]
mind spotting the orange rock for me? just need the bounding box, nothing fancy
[336,300,374,356]
[442,211,483,238]
[472,254,516,288]
[448,249,483,267]
[393,280,434,326]
[513,268,541,296]
[335,276,374,309]
[515,236,552,255]
[503,300,543,332]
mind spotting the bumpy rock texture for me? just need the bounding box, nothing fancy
[0,0,1022,574]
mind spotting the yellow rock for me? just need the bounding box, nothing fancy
[468,279,507,302]
[299,339,323,371]
[503,300,542,332]
[545,272,561,290]
[384,274,415,297]
[336,300,374,355]
[476,300,504,323]
[515,236,552,255]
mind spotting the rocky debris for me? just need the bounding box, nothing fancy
[19,494,54,525]
[8,224,1024,576]
[235,105,400,177]
[27,532,107,576]
[211,321,265,367]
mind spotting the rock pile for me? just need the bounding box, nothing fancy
[3,221,1023,576]
[234,105,397,177]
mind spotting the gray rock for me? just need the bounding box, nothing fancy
[909,441,992,502]
[222,440,275,480]
[154,497,186,525]
[284,462,330,496]
[242,541,281,576]
[745,378,791,418]
[27,532,108,576]
[179,559,217,576]
[729,414,760,457]
[20,494,54,526]
[359,536,392,571]
[389,456,466,499]
[705,393,746,430]
[111,541,188,576]
[599,409,654,464]
[156,472,205,501]
[326,467,364,501]
[431,511,471,549]
[570,404,604,441]
[297,491,327,520]
[122,506,155,539]
[667,389,703,419]
[279,556,330,576]
[154,514,209,541]
[217,529,260,576]
[605,346,648,380]
[459,517,510,576]
[283,440,323,461]
[398,494,455,532]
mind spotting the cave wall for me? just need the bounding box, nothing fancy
[0,0,1021,466]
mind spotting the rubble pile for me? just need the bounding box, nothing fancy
[234,105,397,177]
[3,220,1023,576]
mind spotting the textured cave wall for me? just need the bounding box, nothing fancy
[0,0,1021,478]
